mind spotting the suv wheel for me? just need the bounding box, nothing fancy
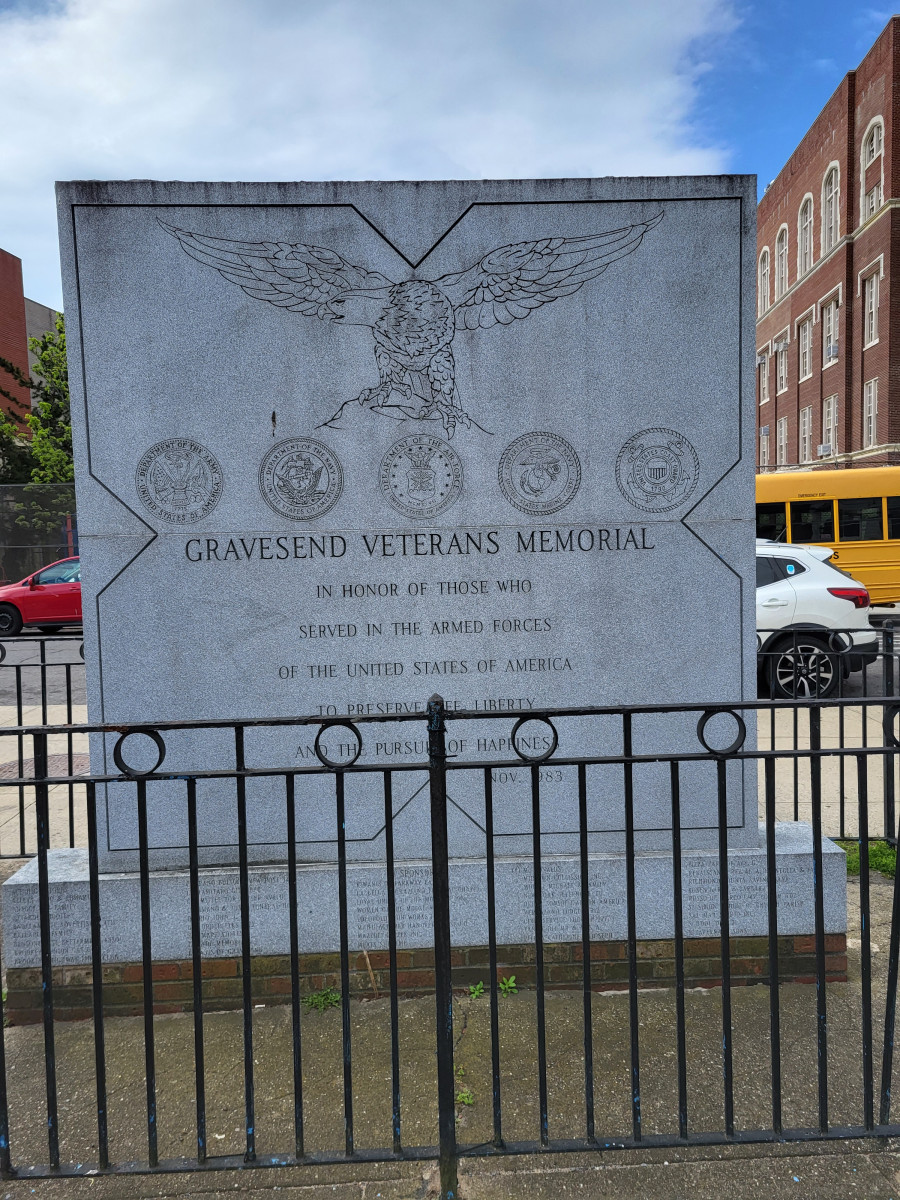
[0,605,23,636]
[768,635,838,699]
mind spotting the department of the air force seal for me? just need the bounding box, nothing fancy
[615,428,699,512]
[135,438,224,524]
[498,431,581,515]
[379,435,463,519]
[259,437,343,520]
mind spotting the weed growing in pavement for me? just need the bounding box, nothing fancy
[836,839,897,879]
[455,1087,474,1106]
[498,975,517,997]
[468,981,485,999]
[302,985,341,1013]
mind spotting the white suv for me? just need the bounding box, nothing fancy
[756,540,878,698]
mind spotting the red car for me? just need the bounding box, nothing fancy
[0,556,82,636]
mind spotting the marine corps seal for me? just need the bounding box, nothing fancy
[135,438,224,524]
[259,437,343,520]
[498,431,581,515]
[615,428,699,512]
[379,435,463,519]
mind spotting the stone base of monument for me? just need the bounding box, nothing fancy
[2,823,846,1022]
[4,933,848,1024]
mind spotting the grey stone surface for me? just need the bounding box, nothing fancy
[53,175,757,874]
[2,825,845,967]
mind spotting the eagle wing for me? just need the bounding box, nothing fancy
[159,220,394,317]
[433,213,663,330]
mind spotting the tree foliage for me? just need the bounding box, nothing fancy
[0,315,75,538]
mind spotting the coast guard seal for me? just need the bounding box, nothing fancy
[615,428,699,512]
[259,437,343,520]
[499,431,581,515]
[379,435,463,519]
[135,438,223,524]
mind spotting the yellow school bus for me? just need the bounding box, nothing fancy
[756,467,900,604]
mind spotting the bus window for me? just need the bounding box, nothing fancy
[756,502,786,540]
[838,497,884,541]
[888,497,900,538]
[789,499,834,542]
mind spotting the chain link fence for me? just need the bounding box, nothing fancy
[0,484,78,583]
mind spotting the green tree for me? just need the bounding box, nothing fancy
[0,314,74,540]
[0,365,33,485]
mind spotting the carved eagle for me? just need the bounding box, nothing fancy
[160,212,663,438]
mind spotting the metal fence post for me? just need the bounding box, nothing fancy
[427,694,458,1200]
[886,622,896,842]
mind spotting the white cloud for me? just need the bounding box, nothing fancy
[0,0,736,307]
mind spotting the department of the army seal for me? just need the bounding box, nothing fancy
[259,437,343,520]
[379,435,463,519]
[135,438,224,524]
[498,431,581,515]
[615,428,699,512]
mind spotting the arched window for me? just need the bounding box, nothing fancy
[775,227,788,297]
[798,198,813,275]
[822,167,839,252]
[758,249,770,315]
[862,119,885,221]
[864,121,884,166]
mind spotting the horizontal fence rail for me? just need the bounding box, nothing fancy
[0,695,895,1195]
[1,628,899,854]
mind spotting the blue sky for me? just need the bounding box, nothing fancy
[0,0,894,309]
[699,2,894,193]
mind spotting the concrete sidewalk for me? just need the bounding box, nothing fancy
[0,871,896,1197]
[2,1143,900,1198]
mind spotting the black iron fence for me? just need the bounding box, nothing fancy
[0,630,898,853]
[0,697,897,1194]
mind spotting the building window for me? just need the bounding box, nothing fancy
[864,121,884,166]
[759,427,770,467]
[775,227,788,297]
[799,406,813,463]
[865,182,883,219]
[864,273,879,345]
[758,249,770,315]
[776,417,788,465]
[798,199,813,275]
[758,351,769,403]
[822,299,839,366]
[798,318,812,380]
[822,395,838,455]
[822,168,839,252]
[776,337,788,393]
[864,378,878,448]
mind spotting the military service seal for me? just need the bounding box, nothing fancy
[379,435,463,519]
[615,428,699,512]
[498,431,581,515]
[135,438,224,524]
[259,437,343,520]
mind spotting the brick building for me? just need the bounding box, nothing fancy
[756,16,900,471]
[0,246,59,428]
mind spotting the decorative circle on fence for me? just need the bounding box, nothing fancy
[79,642,85,660]
[883,705,900,749]
[510,715,559,764]
[0,643,6,665]
[113,728,167,778]
[828,631,851,654]
[314,720,363,769]
[696,709,746,756]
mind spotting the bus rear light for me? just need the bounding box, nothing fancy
[827,587,870,609]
